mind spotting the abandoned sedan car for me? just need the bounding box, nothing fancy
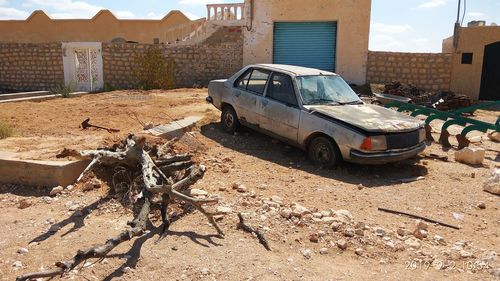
[207,64,426,165]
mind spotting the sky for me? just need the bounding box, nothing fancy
[0,0,499,53]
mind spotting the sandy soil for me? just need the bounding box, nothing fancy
[0,89,499,281]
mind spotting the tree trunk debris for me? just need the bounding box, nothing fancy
[17,135,224,281]
[237,213,271,251]
[378,207,460,230]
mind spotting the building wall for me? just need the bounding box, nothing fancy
[0,10,193,44]
[0,43,64,92]
[0,27,242,92]
[366,51,452,91]
[242,0,371,85]
[450,26,500,99]
[103,26,243,88]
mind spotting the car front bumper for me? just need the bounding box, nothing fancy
[348,142,426,165]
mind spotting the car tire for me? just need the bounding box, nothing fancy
[221,106,240,134]
[308,136,341,167]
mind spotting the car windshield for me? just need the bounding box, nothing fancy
[296,75,362,105]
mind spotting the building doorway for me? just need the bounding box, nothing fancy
[479,41,500,101]
[62,42,104,92]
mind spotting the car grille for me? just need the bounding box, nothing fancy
[386,130,420,150]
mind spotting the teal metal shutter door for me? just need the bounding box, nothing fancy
[273,22,337,72]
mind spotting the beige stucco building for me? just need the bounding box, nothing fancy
[445,24,500,100]
[242,0,371,85]
[0,10,199,44]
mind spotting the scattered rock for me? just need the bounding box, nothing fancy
[68,204,80,211]
[336,239,348,250]
[270,196,283,205]
[301,249,312,259]
[397,227,411,237]
[200,268,210,275]
[12,261,22,269]
[320,210,332,217]
[280,208,292,219]
[236,184,247,193]
[122,266,131,273]
[385,241,396,250]
[490,267,500,278]
[17,247,28,254]
[483,169,500,195]
[321,216,336,224]
[66,185,74,191]
[488,132,500,142]
[373,227,386,237]
[50,186,64,196]
[355,248,364,256]
[319,248,329,255]
[82,178,102,192]
[434,235,446,245]
[413,229,428,240]
[404,237,422,249]
[331,222,342,232]
[344,228,355,238]
[216,206,232,214]
[355,228,364,236]
[460,250,473,258]
[312,212,323,219]
[416,221,428,231]
[477,202,486,209]
[218,186,227,192]
[333,210,353,222]
[454,147,485,165]
[309,233,319,243]
[18,199,32,209]
[291,204,311,218]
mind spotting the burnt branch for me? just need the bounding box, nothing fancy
[237,213,271,251]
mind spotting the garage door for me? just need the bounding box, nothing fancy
[273,22,337,72]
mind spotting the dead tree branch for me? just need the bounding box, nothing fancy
[237,213,271,251]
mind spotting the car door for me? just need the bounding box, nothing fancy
[232,68,271,126]
[258,71,301,142]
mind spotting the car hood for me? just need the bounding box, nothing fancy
[305,104,423,133]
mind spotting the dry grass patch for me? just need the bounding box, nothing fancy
[0,120,13,139]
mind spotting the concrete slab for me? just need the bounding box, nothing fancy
[0,92,89,104]
[0,91,50,100]
[146,116,202,138]
[0,151,90,187]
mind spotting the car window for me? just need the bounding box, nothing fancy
[246,69,270,95]
[266,72,298,106]
[235,69,252,90]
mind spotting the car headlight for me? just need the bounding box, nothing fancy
[418,128,426,142]
[360,135,387,151]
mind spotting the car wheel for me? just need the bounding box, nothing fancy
[221,106,240,134]
[308,136,341,167]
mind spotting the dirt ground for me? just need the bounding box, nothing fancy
[0,89,499,281]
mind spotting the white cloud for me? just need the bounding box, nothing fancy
[183,12,202,20]
[0,7,29,19]
[114,10,136,19]
[371,22,412,34]
[418,0,448,9]
[22,0,134,19]
[146,12,162,19]
[179,0,230,6]
[0,0,8,6]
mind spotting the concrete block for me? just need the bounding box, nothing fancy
[454,147,485,165]
[146,116,202,138]
[483,169,500,195]
[0,151,90,187]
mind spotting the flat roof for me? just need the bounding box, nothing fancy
[254,64,337,76]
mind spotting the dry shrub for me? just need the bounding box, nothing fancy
[0,120,13,139]
[135,47,176,90]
